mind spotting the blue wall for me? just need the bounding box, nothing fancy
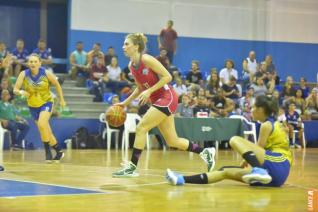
[0,0,40,51]
[69,29,318,81]
[24,118,100,149]
[0,0,67,59]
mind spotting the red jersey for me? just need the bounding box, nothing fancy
[129,59,178,113]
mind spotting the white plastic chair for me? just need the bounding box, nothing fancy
[122,113,150,150]
[99,113,121,150]
[229,115,257,143]
[292,123,306,148]
[0,124,12,151]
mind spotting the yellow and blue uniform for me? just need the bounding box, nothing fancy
[23,67,53,120]
[258,118,292,187]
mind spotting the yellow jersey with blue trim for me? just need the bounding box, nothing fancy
[23,67,53,107]
[264,120,292,164]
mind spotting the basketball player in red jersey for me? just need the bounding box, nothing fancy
[112,33,215,177]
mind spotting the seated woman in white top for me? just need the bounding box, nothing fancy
[219,59,238,85]
[104,56,129,94]
[107,56,122,81]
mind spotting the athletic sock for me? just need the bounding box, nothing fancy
[187,142,203,154]
[43,142,51,154]
[242,151,261,167]
[184,173,208,184]
[131,148,143,166]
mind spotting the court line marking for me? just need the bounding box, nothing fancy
[0,192,109,199]
[4,162,199,174]
[0,177,107,194]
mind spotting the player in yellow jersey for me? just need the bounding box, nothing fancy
[13,54,66,163]
[166,95,292,187]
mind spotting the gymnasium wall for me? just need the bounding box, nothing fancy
[0,0,67,59]
[68,0,318,81]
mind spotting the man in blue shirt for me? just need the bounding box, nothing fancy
[33,39,53,72]
[12,39,29,76]
[69,41,88,80]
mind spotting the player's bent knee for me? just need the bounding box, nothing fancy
[135,124,149,135]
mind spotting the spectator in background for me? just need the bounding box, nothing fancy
[250,75,268,97]
[105,56,128,94]
[304,88,318,120]
[272,89,282,106]
[242,51,257,84]
[88,55,108,101]
[277,106,289,135]
[239,87,255,120]
[187,90,197,107]
[286,102,304,148]
[219,59,238,85]
[282,76,296,106]
[33,39,53,72]
[11,39,29,77]
[206,68,220,97]
[292,89,306,115]
[241,59,249,89]
[186,60,202,84]
[211,88,234,117]
[264,71,276,95]
[222,76,240,102]
[87,43,104,68]
[69,41,88,80]
[173,77,187,96]
[0,42,8,60]
[157,20,178,64]
[122,66,135,84]
[0,42,10,80]
[265,55,276,73]
[0,54,12,82]
[298,77,310,99]
[265,55,280,85]
[104,46,117,66]
[156,48,169,70]
[176,94,193,117]
[0,79,14,101]
[198,88,205,97]
[0,89,29,149]
[193,95,210,118]
[256,61,268,81]
[107,56,122,82]
[90,55,107,82]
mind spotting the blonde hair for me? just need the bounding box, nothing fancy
[28,53,42,62]
[126,33,148,53]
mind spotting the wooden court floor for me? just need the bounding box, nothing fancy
[0,148,317,212]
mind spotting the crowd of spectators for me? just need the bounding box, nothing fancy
[1,27,318,150]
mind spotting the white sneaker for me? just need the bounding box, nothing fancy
[199,147,216,172]
[112,161,139,178]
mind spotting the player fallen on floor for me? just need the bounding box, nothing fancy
[166,95,292,187]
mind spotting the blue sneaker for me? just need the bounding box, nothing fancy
[242,167,272,184]
[166,169,185,186]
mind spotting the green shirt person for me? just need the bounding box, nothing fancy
[0,89,29,149]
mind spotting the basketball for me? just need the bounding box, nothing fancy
[105,105,126,127]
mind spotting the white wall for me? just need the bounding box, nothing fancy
[71,0,318,43]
